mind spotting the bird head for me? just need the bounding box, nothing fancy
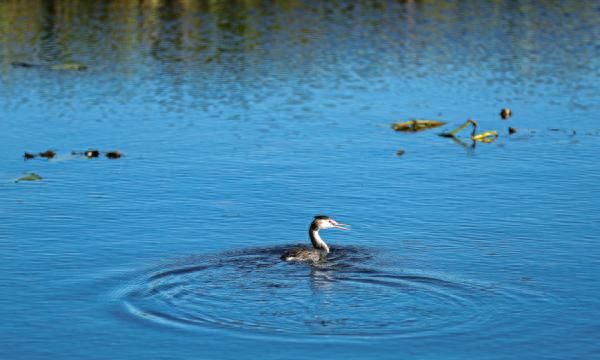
[312,215,350,230]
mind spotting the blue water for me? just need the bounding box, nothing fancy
[1,1,599,359]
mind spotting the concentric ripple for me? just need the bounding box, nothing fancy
[113,246,525,339]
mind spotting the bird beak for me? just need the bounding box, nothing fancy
[334,222,351,230]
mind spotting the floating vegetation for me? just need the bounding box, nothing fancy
[468,120,498,143]
[15,173,42,183]
[106,151,123,159]
[391,109,589,157]
[439,120,498,143]
[500,108,512,119]
[39,150,56,159]
[439,120,474,138]
[472,130,499,142]
[391,120,446,133]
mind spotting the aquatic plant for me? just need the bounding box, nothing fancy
[439,120,498,143]
[391,119,446,132]
[15,173,42,182]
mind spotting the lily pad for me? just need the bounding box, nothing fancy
[392,120,446,132]
[16,173,43,182]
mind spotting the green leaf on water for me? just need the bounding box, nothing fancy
[16,172,43,182]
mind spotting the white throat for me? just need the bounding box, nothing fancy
[309,228,330,253]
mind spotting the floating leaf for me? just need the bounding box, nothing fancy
[472,130,499,142]
[16,173,42,182]
[50,63,87,71]
[439,120,498,142]
[391,119,446,132]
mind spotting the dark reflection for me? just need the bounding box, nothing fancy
[0,0,596,79]
[151,0,185,62]
[450,137,477,154]
[1,0,597,117]
[309,266,334,292]
[39,0,60,62]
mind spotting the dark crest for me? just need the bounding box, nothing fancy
[314,215,331,220]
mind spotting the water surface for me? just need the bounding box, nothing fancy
[1,1,599,359]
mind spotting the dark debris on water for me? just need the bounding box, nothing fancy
[23,152,36,160]
[500,108,512,119]
[106,151,122,159]
[16,149,123,184]
[23,149,123,160]
[39,150,56,159]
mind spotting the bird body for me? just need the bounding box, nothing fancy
[281,215,350,262]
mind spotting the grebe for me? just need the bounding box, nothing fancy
[281,215,350,262]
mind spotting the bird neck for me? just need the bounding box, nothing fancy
[309,224,329,253]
